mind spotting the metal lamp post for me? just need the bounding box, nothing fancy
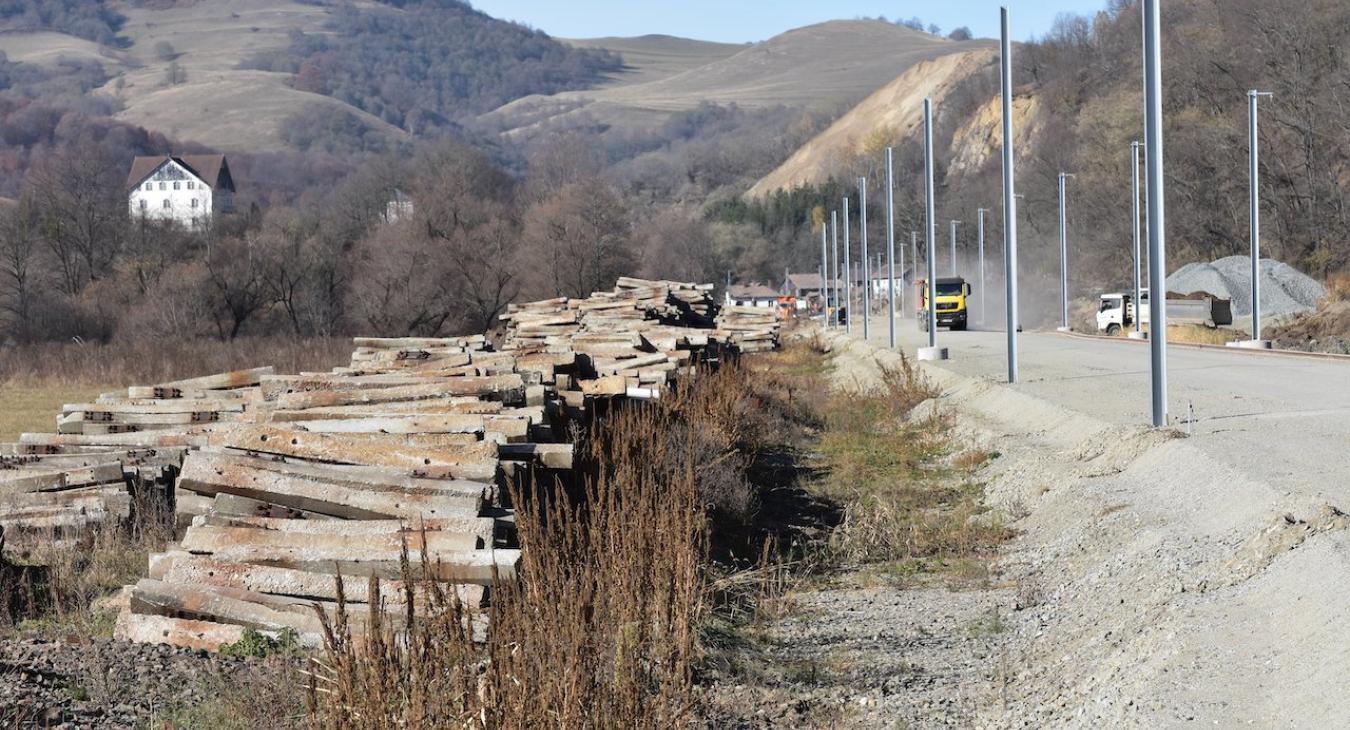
[1238,90,1274,349]
[843,197,852,334]
[1130,141,1145,337]
[1000,6,1019,383]
[977,208,988,326]
[820,220,829,328]
[918,97,946,361]
[1057,172,1075,332]
[949,220,961,277]
[831,210,839,328]
[1144,0,1168,427]
[859,178,870,341]
[885,149,897,347]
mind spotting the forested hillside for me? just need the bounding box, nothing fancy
[246,0,623,135]
[729,0,1350,299]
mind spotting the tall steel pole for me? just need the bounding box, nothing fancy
[1249,90,1272,343]
[910,231,917,317]
[885,148,897,347]
[1131,141,1143,334]
[1000,6,1019,383]
[820,221,829,328]
[923,98,938,346]
[859,177,871,341]
[948,220,961,277]
[831,210,839,328]
[977,208,988,325]
[1057,172,1074,330]
[1144,0,1167,427]
[843,197,852,334]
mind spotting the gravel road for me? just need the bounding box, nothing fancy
[830,317,1350,727]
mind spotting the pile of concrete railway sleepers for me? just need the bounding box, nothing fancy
[0,278,780,651]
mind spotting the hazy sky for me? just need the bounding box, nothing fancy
[468,1,1109,43]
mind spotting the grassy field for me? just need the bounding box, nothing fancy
[0,386,110,442]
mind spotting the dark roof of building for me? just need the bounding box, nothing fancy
[127,154,234,191]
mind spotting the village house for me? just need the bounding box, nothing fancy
[127,154,235,228]
[385,188,415,223]
[725,283,781,308]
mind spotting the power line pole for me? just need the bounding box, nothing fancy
[1144,0,1167,427]
[1000,6,1019,383]
[885,148,897,348]
[1057,172,1075,331]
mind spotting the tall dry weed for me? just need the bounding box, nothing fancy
[307,372,711,729]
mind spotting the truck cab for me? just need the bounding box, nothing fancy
[918,276,971,331]
[1096,293,1139,335]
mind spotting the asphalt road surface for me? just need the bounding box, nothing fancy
[844,314,1350,506]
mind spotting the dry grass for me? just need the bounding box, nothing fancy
[0,336,350,388]
[812,354,1012,582]
[1,493,174,640]
[306,369,718,728]
[1114,323,1242,346]
[0,385,108,441]
[1324,271,1350,302]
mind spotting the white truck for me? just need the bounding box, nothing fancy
[1096,292,1233,335]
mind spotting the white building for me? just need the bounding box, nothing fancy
[127,154,235,228]
[726,284,781,308]
[385,189,414,223]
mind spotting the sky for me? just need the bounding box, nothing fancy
[468,1,1109,44]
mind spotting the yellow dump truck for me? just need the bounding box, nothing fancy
[917,276,971,331]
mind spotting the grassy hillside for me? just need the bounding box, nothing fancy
[562,34,745,88]
[483,21,988,140]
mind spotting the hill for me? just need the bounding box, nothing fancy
[482,21,990,140]
[562,35,745,88]
[747,48,1003,197]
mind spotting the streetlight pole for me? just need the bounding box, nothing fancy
[919,97,946,360]
[820,220,829,328]
[859,177,870,342]
[910,231,917,318]
[1242,90,1274,348]
[1057,172,1075,331]
[1000,6,1019,383]
[843,197,852,334]
[1131,141,1144,337]
[949,220,961,277]
[1144,0,1167,427]
[885,148,897,347]
[831,210,839,328]
[977,208,988,326]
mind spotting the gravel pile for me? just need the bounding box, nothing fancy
[1167,255,1325,317]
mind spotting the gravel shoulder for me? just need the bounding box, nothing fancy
[837,319,1350,726]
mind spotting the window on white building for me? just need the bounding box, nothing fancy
[144,182,153,191]
[159,182,166,191]
[191,199,198,208]
[173,182,180,190]
[140,200,147,211]
[162,199,171,209]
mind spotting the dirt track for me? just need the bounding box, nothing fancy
[826,318,1350,727]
